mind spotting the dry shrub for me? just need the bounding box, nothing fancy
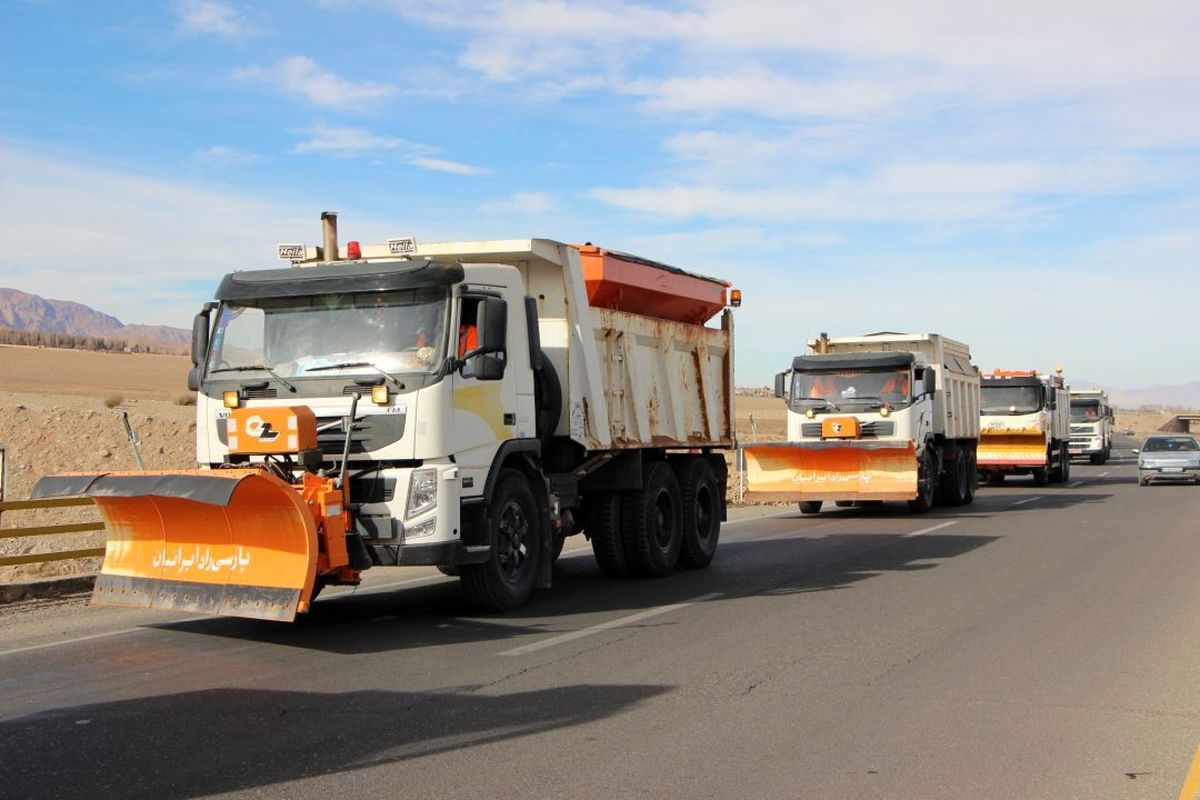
[174,393,196,406]
[103,394,123,409]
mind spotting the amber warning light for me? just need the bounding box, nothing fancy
[729,288,742,307]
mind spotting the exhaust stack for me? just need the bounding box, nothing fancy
[321,211,339,261]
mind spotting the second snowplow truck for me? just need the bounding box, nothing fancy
[978,369,1071,485]
[33,213,738,621]
[744,332,981,513]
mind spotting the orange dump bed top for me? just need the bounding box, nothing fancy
[574,244,730,325]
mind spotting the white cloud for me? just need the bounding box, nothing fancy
[176,0,252,38]
[291,125,488,174]
[190,145,260,166]
[233,56,394,108]
[483,191,556,214]
[591,154,1172,225]
[381,1,1200,145]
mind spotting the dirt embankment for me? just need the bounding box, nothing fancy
[0,346,197,583]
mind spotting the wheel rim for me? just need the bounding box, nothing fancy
[496,499,530,583]
[653,489,675,549]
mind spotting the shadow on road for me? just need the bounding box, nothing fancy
[719,532,998,597]
[0,683,668,799]
[157,527,999,655]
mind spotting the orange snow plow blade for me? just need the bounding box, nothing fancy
[977,434,1047,468]
[743,442,918,502]
[31,470,318,622]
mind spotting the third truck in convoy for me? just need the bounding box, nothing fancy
[977,369,1071,485]
[1068,389,1113,464]
[743,332,981,513]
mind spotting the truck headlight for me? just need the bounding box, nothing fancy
[406,518,438,539]
[406,468,438,517]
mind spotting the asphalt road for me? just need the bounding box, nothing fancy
[2,438,1199,799]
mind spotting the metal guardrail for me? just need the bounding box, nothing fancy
[0,496,106,568]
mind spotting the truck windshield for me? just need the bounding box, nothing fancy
[981,385,1042,415]
[206,287,449,380]
[791,368,912,408]
[1070,400,1102,422]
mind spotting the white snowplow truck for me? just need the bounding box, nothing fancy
[32,213,737,621]
[1068,389,1113,464]
[743,332,980,514]
[978,370,1071,485]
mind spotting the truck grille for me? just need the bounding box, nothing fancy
[243,387,278,399]
[801,420,895,438]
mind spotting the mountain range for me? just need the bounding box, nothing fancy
[0,287,189,349]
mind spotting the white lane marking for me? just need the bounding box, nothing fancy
[900,520,959,538]
[499,592,724,657]
[0,625,158,658]
[1098,471,1110,477]
[1011,496,1040,506]
[1067,480,1084,488]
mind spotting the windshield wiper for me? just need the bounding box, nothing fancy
[210,365,296,393]
[797,397,840,411]
[305,361,405,391]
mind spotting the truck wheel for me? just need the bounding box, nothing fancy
[962,447,977,505]
[799,501,823,514]
[986,472,1004,486]
[622,461,683,577]
[587,490,629,578]
[938,445,966,506]
[1032,466,1049,486]
[908,451,936,513]
[834,500,855,508]
[460,470,543,611]
[1060,444,1071,481]
[1050,444,1067,483]
[678,459,721,569]
[1089,452,1104,465]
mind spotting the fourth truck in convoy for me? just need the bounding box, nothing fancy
[33,213,738,622]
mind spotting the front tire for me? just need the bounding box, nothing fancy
[908,449,936,514]
[460,470,543,611]
[799,500,823,515]
[938,444,967,506]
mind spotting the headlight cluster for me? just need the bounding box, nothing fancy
[406,468,438,517]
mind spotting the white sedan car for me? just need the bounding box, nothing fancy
[1135,435,1200,486]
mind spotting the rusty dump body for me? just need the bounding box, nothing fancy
[32,408,356,622]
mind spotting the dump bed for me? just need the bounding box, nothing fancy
[819,333,980,440]
[362,238,735,452]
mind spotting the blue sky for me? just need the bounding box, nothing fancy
[1,0,1197,388]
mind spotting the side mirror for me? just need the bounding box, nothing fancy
[1131,448,1139,454]
[191,304,215,367]
[474,354,506,381]
[187,366,201,391]
[479,298,508,354]
[774,371,788,399]
[924,368,936,393]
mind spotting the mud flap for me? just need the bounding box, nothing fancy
[742,442,918,502]
[32,470,318,622]
[977,435,1047,468]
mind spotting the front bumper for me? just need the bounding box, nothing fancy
[1139,466,1200,484]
